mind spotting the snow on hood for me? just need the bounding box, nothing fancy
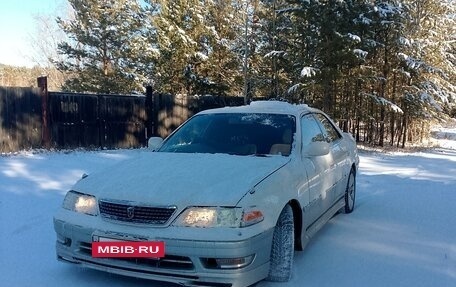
[73,152,290,207]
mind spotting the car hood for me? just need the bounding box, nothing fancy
[73,152,290,207]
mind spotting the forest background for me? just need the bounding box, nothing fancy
[1,0,455,147]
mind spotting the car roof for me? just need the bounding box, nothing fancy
[197,100,320,116]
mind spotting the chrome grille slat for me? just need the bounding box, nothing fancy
[79,242,92,252]
[99,201,176,225]
[162,259,193,264]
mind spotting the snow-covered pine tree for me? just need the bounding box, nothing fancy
[278,0,372,114]
[147,0,215,95]
[56,0,156,94]
[399,0,456,131]
[358,0,406,146]
[200,0,245,96]
[255,0,293,99]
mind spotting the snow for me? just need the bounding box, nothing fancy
[355,13,373,25]
[361,92,404,113]
[195,51,208,61]
[287,83,303,94]
[374,3,401,18]
[300,66,319,78]
[200,100,311,116]
[431,120,456,149]
[353,49,368,58]
[399,36,412,46]
[1,128,456,287]
[264,50,287,58]
[73,152,290,207]
[397,53,428,71]
[420,91,443,112]
[347,33,361,43]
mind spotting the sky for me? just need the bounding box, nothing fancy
[0,0,65,67]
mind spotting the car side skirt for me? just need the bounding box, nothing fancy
[301,196,345,249]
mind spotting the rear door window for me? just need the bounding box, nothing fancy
[314,114,341,142]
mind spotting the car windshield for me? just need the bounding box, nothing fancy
[158,113,296,156]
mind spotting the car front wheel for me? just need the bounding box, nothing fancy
[267,204,294,282]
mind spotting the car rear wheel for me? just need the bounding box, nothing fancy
[267,204,294,282]
[344,170,356,213]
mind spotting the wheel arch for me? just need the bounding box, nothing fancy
[351,163,357,174]
[288,199,304,251]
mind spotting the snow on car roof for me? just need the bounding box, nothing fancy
[198,100,315,115]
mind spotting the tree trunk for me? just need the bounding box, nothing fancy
[379,106,385,147]
[401,114,407,148]
[390,72,397,146]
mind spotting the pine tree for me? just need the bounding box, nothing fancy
[400,0,456,117]
[147,0,212,95]
[56,0,156,94]
[201,0,244,96]
[256,0,293,99]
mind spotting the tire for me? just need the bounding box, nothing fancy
[267,204,294,282]
[344,170,356,214]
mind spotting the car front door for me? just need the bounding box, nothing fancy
[300,113,334,227]
[314,113,348,203]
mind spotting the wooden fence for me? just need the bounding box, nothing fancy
[0,77,245,152]
[0,87,42,152]
[49,92,146,149]
[152,93,245,138]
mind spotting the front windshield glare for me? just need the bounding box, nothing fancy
[158,113,296,156]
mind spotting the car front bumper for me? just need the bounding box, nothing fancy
[54,216,274,287]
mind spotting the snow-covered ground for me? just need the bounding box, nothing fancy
[1,131,455,287]
[431,119,456,150]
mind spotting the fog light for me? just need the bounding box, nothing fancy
[215,255,254,269]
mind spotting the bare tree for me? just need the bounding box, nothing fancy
[27,2,71,90]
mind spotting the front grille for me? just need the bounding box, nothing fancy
[78,242,194,270]
[99,200,176,225]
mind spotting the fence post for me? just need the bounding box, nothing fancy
[37,76,51,149]
[145,85,154,139]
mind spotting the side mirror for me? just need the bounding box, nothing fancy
[303,141,330,157]
[148,137,163,151]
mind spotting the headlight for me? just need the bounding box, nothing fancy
[173,207,242,227]
[62,190,98,216]
[173,207,263,228]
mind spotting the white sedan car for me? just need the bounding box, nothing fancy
[54,101,359,287]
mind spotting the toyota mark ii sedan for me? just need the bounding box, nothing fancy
[54,101,359,287]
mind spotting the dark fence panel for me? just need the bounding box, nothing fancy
[0,87,42,152]
[153,94,188,137]
[153,94,245,138]
[49,92,99,148]
[49,92,146,149]
[188,94,245,114]
[100,95,146,148]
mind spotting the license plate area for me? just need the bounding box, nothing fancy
[91,236,165,258]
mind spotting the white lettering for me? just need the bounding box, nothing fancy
[138,246,160,254]
[98,246,110,254]
[110,246,120,253]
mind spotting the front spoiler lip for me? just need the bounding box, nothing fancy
[58,254,199,280]
[56,243,271,287]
